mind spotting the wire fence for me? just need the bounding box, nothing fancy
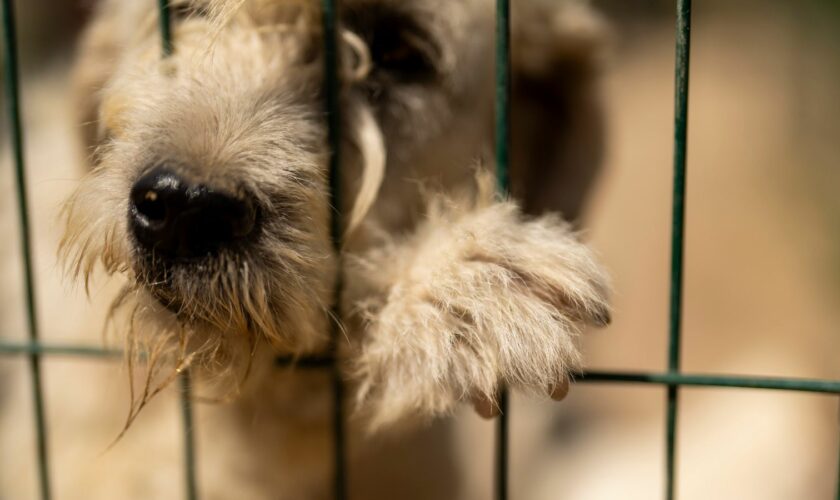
[1,0,839,499]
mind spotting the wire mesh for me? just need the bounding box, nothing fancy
[0,0,838,499]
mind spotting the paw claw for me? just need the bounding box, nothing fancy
[592,306,611,327]
[550,379,571,402]
[472,393,501,419]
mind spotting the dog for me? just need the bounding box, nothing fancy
[54,0,609,497]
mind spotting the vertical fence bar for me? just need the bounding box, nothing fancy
[155,2,198,498]
[179,372,198,500]
[0,1,52,498]
[665,1,692,499]
[157,0,173,57]
[495,0,511,193]
[495,389,509,500]
[494,0,511,499]
[836,398,840,500]
[321,0,346,498]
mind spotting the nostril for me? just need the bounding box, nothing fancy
[135,190,168,225]
[198,191,257,238]
[130,167,186,229]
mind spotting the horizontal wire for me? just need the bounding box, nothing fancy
[1,341,836,393]
[580,370,840,394]
[0,341,121,358]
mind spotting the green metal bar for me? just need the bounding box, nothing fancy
[0,341,120,358]
[1,0,52,498]
[320,0,346,498]
[4,337,840,392]
[496,388,509,500]
[179,372,198,500]
[495,0,511,194]
[154,3,196,499]
[158,0,173,57]
[494,0,511,499]
[579,371,840,394]
[3,338,840,395]
[666,1,692,498]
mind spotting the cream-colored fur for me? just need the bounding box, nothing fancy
[54,0,608,497]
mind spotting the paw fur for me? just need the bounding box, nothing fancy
[352,199,609,429]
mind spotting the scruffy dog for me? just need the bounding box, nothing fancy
[61,0,610,497]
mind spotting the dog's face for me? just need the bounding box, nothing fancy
[62,0,494,362]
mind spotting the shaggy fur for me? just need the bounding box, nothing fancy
[348,175,609,428]
[60,0,610,496]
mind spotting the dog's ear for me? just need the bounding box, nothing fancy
[510,0,610,222]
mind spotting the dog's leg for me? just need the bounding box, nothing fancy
[348,186,610,429]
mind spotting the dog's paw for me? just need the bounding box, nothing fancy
[351,199,609,429]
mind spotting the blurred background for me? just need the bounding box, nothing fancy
[1,0,839,498]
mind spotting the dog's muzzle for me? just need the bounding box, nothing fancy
[129,166,257,260]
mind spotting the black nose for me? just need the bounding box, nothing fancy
[129,167,257,259]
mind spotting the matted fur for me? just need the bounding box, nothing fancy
[60,0,610,495]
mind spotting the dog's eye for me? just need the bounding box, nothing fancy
[345,5,442,84]
[370,24,439,82]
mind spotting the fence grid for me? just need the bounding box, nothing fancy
[1,1,839,499]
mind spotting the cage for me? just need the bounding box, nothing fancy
[1,1,839,499]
